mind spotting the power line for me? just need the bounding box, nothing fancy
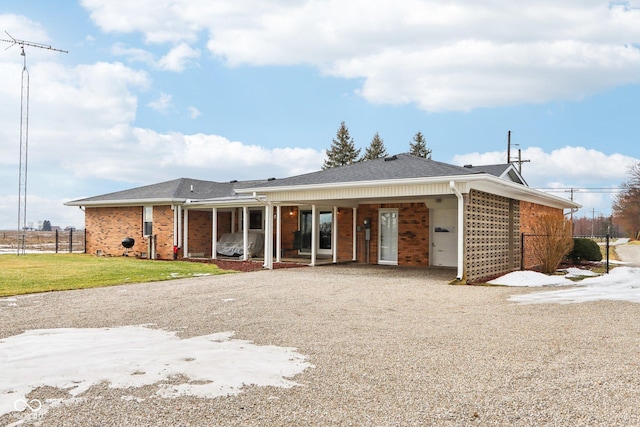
[536,187,622,194]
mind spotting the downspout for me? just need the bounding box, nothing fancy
[172,205,178,247]
[449,181,464,281]
[177,205,182,250]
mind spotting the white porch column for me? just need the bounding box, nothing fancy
[450,181,465,280]
[276,205,282,263]
[183,208,189,258]
[332,206,338,264]
[212,207,218,260]
[263,203,274,269]
[311,204,317,266]
[231,209,236,233]
[352,207,357,261]
[242,206,249,261]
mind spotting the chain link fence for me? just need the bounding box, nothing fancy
[0,230,85,254]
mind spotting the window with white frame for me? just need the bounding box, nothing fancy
[143,206,153,236]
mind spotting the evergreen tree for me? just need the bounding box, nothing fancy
[409,131,432,159]
[42,220,52,231]
[322,121,361,169]
[361,132,387,161]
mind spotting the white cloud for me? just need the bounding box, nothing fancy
[147,92,173,114]
[80,0,640,112]
[157,42,200,72]
[452,147,639,218]
[188,106,201,119]
[453,146,637,187]
[111,43,155,66]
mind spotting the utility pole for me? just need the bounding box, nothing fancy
[506,130,530,173]
[1,32,67,254]
[507,130,511,164]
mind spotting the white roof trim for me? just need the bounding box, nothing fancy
[237,173,580,209]
[64,198,185,207]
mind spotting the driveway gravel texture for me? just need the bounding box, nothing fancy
[2,263,640,426]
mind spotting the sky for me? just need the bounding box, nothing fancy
[1,1,640,229]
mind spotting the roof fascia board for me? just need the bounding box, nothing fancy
[240,173,579,210]
[466,176,581,209]
[186,197,266,208]
[235,174,479,194]
[64,198,185,207]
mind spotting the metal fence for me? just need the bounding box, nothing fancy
[0,230,85,254]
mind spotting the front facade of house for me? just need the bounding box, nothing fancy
[66,154,580,282]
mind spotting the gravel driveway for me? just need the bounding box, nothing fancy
[2,264,640,426]
[615,243,640,266]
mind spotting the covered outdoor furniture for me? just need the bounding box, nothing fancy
[216,231,264,257]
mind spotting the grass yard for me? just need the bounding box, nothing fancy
[0,254,233,297]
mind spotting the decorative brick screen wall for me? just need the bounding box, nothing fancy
[464,190,521,282]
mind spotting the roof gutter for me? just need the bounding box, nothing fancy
[64,198,186,207]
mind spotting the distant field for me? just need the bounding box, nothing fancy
[0,229,84,253]
[0,254,233,297]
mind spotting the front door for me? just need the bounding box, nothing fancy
[300,210,332,255]
[378,209,398,265]
[431,208,457,267]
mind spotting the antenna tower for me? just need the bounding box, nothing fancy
[1,32,67,254]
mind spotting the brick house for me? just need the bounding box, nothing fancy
[65,154,580,282]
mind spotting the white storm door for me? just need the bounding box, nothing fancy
[378,209,398,265]
[431,208,458,267]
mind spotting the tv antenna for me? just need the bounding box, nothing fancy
[1,32,67,254]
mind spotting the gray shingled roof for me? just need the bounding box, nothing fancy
[67,155,522,205]
[243,153,489,189]
[67,178,271,204]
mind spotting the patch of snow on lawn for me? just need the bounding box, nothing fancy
[488,271,573,287]
[509,267,640,305]
[0,325,311,417]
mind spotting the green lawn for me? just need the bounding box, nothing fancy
[0,254,233,297]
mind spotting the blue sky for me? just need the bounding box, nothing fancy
[1,0,639,229]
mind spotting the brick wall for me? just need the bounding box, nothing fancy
[355,203,430,266]
[187,210,213,256]
[336,208,354,261]
[85,205,175,259]
[280,207,298,255]
[153,205,175,259]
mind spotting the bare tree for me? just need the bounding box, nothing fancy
[529,214,574,274]
[613,162,640,239]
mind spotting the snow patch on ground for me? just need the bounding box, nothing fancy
[0,325,311,417]
[488,271,574,287]
[507,267,640,304]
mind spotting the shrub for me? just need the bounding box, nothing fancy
[568,238,603,264]
[529,214,574,274]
